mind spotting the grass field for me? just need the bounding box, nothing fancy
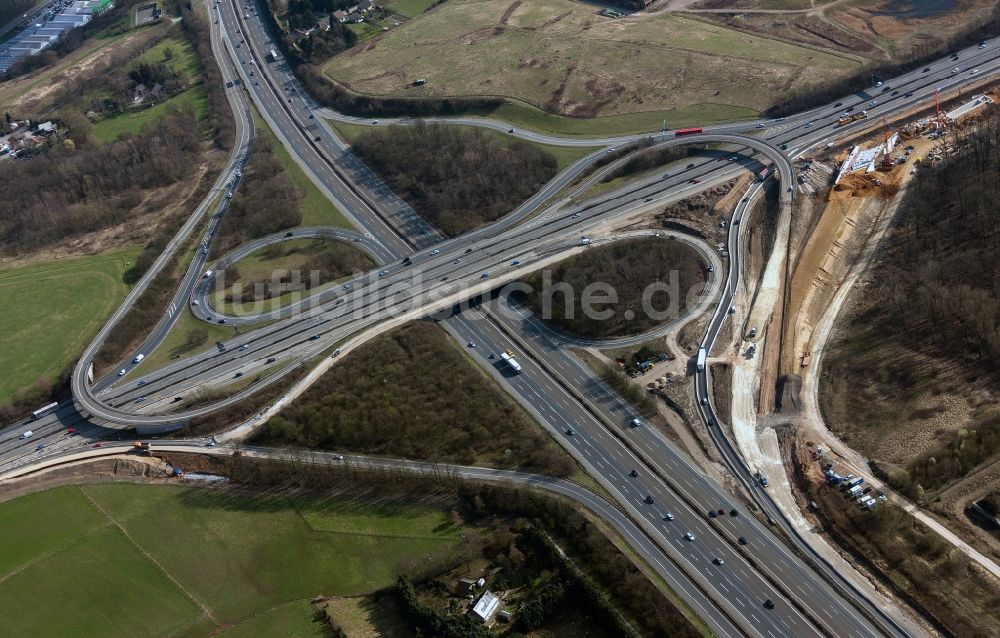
[0,484,465,637]
[326,0,857,125]
[0,248,139,405]
[133,307,236,374]
[89,86,209,143]
[252,112,353,229]
[384,0,439,18]
[134,35,201,81]
[212,238,372,316]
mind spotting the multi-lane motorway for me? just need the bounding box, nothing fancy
[4,1,999,634]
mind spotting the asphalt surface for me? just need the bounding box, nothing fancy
[4,5,999,635]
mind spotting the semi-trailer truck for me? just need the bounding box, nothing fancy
[500,350,522,374]
[696,347,707,372]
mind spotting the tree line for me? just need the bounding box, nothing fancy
[193,452,699,637]
[767,5,1000,117]
[0,109,200,254]
[519,237,706,340]
[351,122,558,236]
[253,321,577,477]
[210,136,303,258]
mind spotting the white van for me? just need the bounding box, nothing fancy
[133,354,145,364]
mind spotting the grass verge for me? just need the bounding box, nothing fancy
[0,247,140,406]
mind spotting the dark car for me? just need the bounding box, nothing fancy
[834,102,842,107]
[644,495,655,504]
[630,469,639,477]
[717,508,726,516]
[738,536,748,545]
[234,372,243,378]
[923,67,931,72]
[266,357,276,363]
[708,510,717,518]
[730,509,739,517]
[285,231,294,237]
[764,599,775,610]
[687,163,695,169]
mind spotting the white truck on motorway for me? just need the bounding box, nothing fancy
[500,350,522,374]
[696,347,707,372]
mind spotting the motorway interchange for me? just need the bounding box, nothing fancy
[2,1,999,635]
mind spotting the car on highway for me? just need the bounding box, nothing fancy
[511,259,521,266]
[868,100,878,107]
[953,67,961,73]
[686,163,695,168]
[20,430,33,439]
[756,123,764,128]
[36,442,45,451]
[93,442,102,448]
[713,557,725,565]
[118,369,126,376]
[689,178,700,184]
[378,269,388,277]
[565,427,575,436]
[333,454,344,460]
[240,344,249,350]
[430,249,440,255]
[135,397,145,403]
[309,335,320,340]
[481,271,489,278]
[804,121,813,128]
[630,469,639,477]
[971,68,980,75]
[192,300,199,306]
[764,599,775,609]
[730,509,739,517]
[630,418,642,427]
[234,372,243,378]
[137,379,146,386]
[66,427,76,434]
[701,397,708,405]
[684,532,695,541]
[572,212,581,218]
[218,318,226,324]
[708,510,717,518]
[266,357,276,363]
[664,512,675,521]
[644,495,655,504]
[923,66,931,72]
[467,341,476,348]
[738,536,749,545]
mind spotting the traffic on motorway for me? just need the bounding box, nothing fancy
[3,2,997,634]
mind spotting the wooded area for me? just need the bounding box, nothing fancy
[210,136,303,257]
[823,113,1000,494]
[0,110,200,254]
[519,237,706,339]
[253,321,577,476]
[350,123,557,235]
